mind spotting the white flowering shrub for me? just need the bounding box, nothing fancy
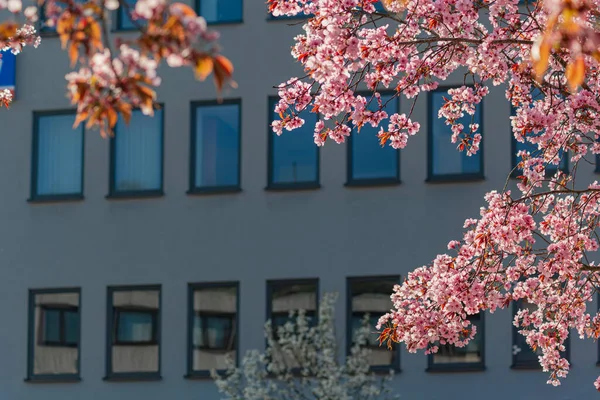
[211,292,400,400]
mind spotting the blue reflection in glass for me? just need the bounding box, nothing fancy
[430,89,482,177]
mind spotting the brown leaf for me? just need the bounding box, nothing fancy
[107,107,118,129]
[170,2,197,17]
[532,37,550,81]
[566,55,585,92]
[212,55,234,92]
[194,56,213,81]
[73,110,88,129]
[118,102,132,125]
[68,41,79,67]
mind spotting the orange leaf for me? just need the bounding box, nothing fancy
[532,38,550,81]
[118,102,132,125]
[566,55,585,92]
[68,42,79,67]
[107,107,118,129]
[170,2,196,17]
[212,55,234,92]
[73,110,89,128]
[194,56,213,81]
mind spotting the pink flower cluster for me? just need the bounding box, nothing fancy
[269,0,600,390]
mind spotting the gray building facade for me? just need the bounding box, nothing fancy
[0,1,599,399]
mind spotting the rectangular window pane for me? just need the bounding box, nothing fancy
[269,281,318,331]
[118,0,147,29]
[30,290,80,377]
[35,113,84,197]
[109,287,160,375]
[42,309,61,344]
[348,277,399,368]
[64,310,79,345]
[190,284,238,373]
[113,109,163,193]
[199,0,243,23]
[512,299,569,368]
[431,314,483,366]
[267,280,318,369]
[430,89,482,178]
[269,98,319,186]
[193,102,240,189]
[349,94,399,182]
[116,311,155,343]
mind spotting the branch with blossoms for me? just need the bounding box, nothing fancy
[268,0,600,391]
[0,0,234,136]
[211,292,400,400]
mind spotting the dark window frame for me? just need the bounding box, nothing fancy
[511,299,571,369]
[345,91,401,187]
[105,284,162,381]
[266,96,320,191]
[113,306,159,346]
[188,99,242,195]
[114,0,146,32]
[107,105,165,199]
[185,281,240,378]
[266,278,320,346]
[426,312,486,372]
[346,275,401,373]
[29,110,85,203]
[427,85,485,183]
[26,287,82,383]
[509,102,569,178]
[197,0,244,25]
[39,304,80,347]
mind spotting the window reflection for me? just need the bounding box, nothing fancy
[190,284,237,373]
[30,290,80,377]
[430,88,483,179]
[348,278,399,368]
[268,97,319,187]
[512,299,570,368]
[109,287,160,375]
[199,0,243,23]
[268,280,318,368]
[431,314,483,366]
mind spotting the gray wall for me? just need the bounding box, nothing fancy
[0,2,599,399]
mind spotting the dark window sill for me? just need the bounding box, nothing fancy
[28,194,84,203]
[106,190,164,200]
[111,26,144,33]
[345,179,401,188]
[265,183,321,192]
[370,365,401,374]
[39,31,58,38]
[187,186,242,196]
[25,376,81,383]
[184,370,224,380]
[426,364,485,373]
[205,19,244,26]
[103,374,162,382]
[426,174,485,184]
[510,363,542,370]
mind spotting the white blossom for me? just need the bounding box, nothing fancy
[211,292,401,400]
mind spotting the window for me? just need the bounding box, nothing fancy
[116,0,147,30]
[427,313,485,371]
[31,111,84,201]
[267,97,319,189]
[189,100,241,193]
[512,299,570,369]
[266,279,318,369]
[27,288,81,381]
[428,87,483,181]
[187,282,238,377]
[510,89,568,177]
[109,108,164,197]
[198,0,243,24]
[347,276,400,370]
[106,286,161,380]
[38,0,86,34]
[347,93,400,185]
